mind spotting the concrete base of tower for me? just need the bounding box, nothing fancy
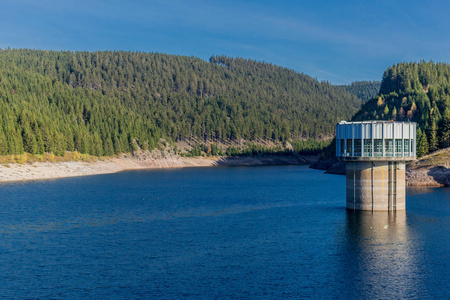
[345,161,406,211]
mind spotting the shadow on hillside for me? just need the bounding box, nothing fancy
[211,154,314,167]
[427,166,450,186]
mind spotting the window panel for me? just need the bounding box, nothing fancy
[346,139,352,156]
[364,139,372,157]
[395,139,402,156]
[354,139,361,156]
[404,139,410,156]
[374,139,383,157]
[385,139,393,157]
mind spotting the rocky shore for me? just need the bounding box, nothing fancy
[405,148,450,187]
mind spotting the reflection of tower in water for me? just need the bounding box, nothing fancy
[338,211,424,299]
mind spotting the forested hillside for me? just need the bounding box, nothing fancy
[339,81,381,102]
[352,61,450,156]
[0,49,362,156]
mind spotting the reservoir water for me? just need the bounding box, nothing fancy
[0,165,448,298]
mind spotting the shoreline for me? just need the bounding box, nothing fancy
[0,153,315,183]
[1,150,448,187]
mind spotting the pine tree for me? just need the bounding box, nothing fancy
[429,121,438,152]
[0,129,8,155]
[441,108,450,147]
[22,126,38,154]
[36,131,45,155]
[103,134,114,156]
[417,128,429,157]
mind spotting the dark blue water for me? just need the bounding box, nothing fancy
[0,165,448,298]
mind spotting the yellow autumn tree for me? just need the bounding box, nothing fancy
[384,105,390,116]
[377,97,384,107]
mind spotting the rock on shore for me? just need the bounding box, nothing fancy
[405,148,450,187]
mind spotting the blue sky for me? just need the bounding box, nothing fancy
[1,0,449,84]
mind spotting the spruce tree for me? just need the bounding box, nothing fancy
[429,121,438,152]
[441,108,450,148]
[417,128,429,157]
[0,129,8,155]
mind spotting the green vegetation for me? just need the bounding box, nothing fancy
[225,143,286,157]
[180,138,331,157]
[0,151,97,165]
[182,143,225,157]
[353,61,450,157]
[338,81,381,103]
[0,49,361,157]
[291,138,332,155]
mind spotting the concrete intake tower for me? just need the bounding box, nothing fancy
[336,121,416,211]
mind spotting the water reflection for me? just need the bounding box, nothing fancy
[406,186,437,196]
[339,211,425,299]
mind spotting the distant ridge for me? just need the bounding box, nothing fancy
[338,81,381,102]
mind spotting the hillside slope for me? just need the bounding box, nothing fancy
[0,49,362,156]
[352,61,450,156]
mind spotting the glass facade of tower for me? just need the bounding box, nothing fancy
[336,121,416,159]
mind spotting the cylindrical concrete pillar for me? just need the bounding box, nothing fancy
[346,161,406,211]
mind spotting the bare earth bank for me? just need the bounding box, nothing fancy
[0,150,316,183]
[406,148,450,187]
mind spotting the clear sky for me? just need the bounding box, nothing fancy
[1,0,449,84]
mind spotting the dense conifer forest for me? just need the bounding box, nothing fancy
[339,81,381,102]
[0,49,362,156]
[353,61,450,156]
